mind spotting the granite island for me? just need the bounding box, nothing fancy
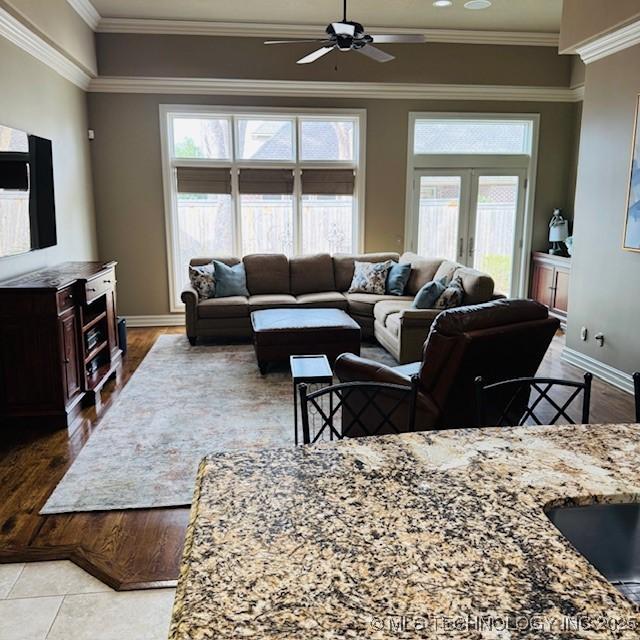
[169,424,640,639]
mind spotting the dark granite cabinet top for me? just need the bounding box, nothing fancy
[169,424,640,639]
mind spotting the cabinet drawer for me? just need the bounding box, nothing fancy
[56,287,76,313]
[84,269,115,304]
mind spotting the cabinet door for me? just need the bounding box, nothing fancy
[60,310,81,402]
[531,262,555,308]
[552,268,570,315]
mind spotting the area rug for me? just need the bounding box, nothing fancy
[40,335,396,514]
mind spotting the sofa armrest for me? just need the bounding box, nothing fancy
[181,285,199,337]
[335,353,412,386]
[398,308,441,328]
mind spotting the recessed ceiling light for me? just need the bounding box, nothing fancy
[464,0,492,8]
[433,0,453,7]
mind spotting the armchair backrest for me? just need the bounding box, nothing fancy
[418,299,560,428]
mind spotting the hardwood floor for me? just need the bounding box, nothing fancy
[0,327,636,590]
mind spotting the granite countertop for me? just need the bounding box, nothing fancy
[168,424,640,639]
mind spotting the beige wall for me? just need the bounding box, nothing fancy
[96,33,573,87]
[88,92,579,316]
[566,43,640,374]
[0,0,96,74]
[560,0,640,52]
[0,37,97,281]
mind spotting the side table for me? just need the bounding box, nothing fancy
[290,354,333,445]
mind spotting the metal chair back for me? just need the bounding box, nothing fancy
[475,373,592,427]
[298,375,419,444]
[634,372,640,423]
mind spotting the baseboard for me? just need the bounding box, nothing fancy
[561,347,634,395]
[124,315,185,327]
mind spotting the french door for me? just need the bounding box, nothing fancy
[412,168,527,296]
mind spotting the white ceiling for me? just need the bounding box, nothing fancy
[90,0,562,33]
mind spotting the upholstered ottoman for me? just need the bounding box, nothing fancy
[251,308,361,374]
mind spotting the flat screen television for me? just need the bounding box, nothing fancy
[0,124,57,259]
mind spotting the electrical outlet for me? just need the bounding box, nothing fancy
[580,327,588,341]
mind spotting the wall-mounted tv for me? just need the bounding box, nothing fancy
[0,124,57,259]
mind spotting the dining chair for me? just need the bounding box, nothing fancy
[634,372,640,423]
[475,373,593,428]
[298,376,419,445]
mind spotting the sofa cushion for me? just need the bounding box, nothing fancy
[434,259,460,283]
[190,256,239,268]
[348,260,394,295]
[333,252,400,291]
[290,254,335,294]
[374,300,414,325]
[453,266,495,304]
[213,260,249,298]
[345,292,413,316]
[249,294,298,310]
[400,252,443,295]
[243,254,290,295]
[198,296,249,319]
[296,291,348,309]
[385,312,402,337]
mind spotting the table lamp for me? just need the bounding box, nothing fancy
[549,209,569,255]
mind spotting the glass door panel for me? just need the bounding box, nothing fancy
[415,173,469,262]
[469,173,524,296]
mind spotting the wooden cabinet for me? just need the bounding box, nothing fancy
[0,262,122,429]
[530,252,571,326]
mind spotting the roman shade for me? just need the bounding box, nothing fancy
[301,169,355,195]
[176,167,231,194]
[238,169,294,194]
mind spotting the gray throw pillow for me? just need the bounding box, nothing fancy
[213,260,249,298]
[386,262,412,296]
[412,277,447,309]
[189,263,215,300]
[434,276,465,309]
[348,260,393,295]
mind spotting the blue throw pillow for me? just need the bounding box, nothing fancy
[213,260,249,298]
[412,277,448,309]
[386,262,412,296]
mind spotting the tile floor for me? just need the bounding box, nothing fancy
[0,561,175,640]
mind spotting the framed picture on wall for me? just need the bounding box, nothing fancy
[623,94,640,251]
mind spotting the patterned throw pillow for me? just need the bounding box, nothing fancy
[434,276,465,310]
[189,263,216,300]
[348,261,393,295]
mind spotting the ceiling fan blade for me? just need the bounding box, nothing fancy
[371,34,427,43]
[357,45,395,63]
[265,39,328,44]
[297,46,334,64]
[332,21,356,36]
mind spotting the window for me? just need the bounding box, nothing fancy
[413,118,532,155]
[161,107,364,309]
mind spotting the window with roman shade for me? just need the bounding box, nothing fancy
[162,108,364,310]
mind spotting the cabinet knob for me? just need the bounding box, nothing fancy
[68,293,73,300]
[64,358,70,364]
[88,287,97,292]
[103,279,111,283]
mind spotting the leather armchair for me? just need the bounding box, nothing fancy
[335,299,560,431]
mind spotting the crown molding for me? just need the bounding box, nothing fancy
[96,18,559,47]
[66,0,101,31]
[0,7,92,89]
[88,76,582,102]
[575,19,640,64]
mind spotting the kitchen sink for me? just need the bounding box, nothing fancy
[546,502,640,605]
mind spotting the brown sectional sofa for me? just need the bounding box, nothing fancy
[181,251,495,364]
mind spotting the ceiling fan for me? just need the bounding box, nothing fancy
[264,0,426,64]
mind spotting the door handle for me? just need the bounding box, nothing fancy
[468,236,475,258]
[458,237,464,259]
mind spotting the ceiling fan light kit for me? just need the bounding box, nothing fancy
[464,0,492,9]
[264,0,426,65]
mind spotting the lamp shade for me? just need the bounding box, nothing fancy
[549,220,568,242]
